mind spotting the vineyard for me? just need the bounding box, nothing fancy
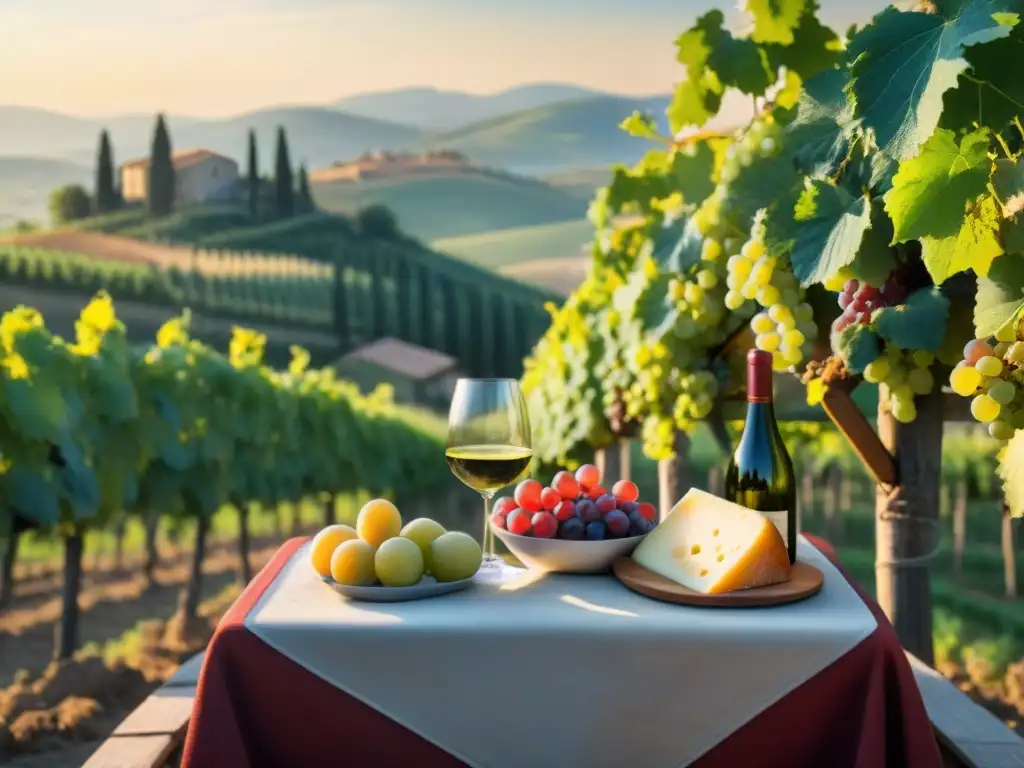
[521,0,1024,681]
[0,211,560,379]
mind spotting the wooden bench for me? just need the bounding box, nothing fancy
[84,650,1024,767]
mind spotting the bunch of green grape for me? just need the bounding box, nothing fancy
[861,345,937,424]
[723,215,817,371]
[949,327,1024,442]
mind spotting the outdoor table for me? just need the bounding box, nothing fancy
[181,534,943,768]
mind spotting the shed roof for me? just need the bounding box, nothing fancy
[338,338,458,381]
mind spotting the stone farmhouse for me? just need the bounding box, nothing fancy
[121,149,240,205]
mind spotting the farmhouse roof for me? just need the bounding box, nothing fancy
[338,338,458,381]
[122,149,234,171]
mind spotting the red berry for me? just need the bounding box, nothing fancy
[637,502,657,522]
[507,508,532,536]
[596,494,618,516]
[514,479,543,512]
[553,500,576,522]
[586,484,607,501]
[540,487,561,511]
[611,480,639,503]
[493,497,518,517]
[531,511,558,539]
[551,470,580,500]
[491,513,508,530]
[575,463,600,490]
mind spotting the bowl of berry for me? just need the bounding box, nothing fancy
[490,463,658,574]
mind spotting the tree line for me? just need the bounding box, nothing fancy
[49,116,315,225]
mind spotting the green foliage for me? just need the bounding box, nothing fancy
[296,164,314,214]
[785,178,872,285]
[247,129,259,218]
[744,0,807,44]
[49,185,91,226]
[835,324,881,374]
[147,114,175,218]
[872,287,950,352]
[357,204,399,239]
[847,1,1018,161]
[975,253,1024,336]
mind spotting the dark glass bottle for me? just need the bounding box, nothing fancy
[724,349,798,564]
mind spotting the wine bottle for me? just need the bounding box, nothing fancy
[725,349,798,564]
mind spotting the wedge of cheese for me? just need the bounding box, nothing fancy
[631,488,791,594]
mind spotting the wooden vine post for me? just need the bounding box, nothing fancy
[1002,503,1017,599]
[658,431,692,522]
[821,376,943,664]
[595,443,622,487]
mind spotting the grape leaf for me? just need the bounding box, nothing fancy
[620,112,660,140]
[872,286,951,351]
[835,324,881,374]
[884,129,993,243]
[668,10,773,131]
[745,0,807,44]
[785,68,855,178]
[920,194,1003,282]
[848,0,1018,160]
[975,252,1024,336]
[850,205,898,287]
[786,179,873,285]
[1004,429,1024,518]
[7,465,59,525]
[762,1,842,80]
[942,30,1024,132]
[993,157,1024,219]
[722,152,801,230]
[605,145,715,216]
[655,216,705,273]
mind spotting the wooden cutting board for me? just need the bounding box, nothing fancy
[612,556,824,607]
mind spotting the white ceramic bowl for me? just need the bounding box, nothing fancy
[492,521,648,574]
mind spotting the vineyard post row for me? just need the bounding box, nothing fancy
[520,0,1024,665]
[0,295,450,661]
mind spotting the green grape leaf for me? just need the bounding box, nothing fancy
[762,1,842,80]
[7,465,59,525]
[605,145,715,216]
[786,179,873,286]
[1004,429,1024,518]
[3,376,68,442]
[884,129,992,242]
[656,217,705,273]
[873,286,951,351]
[850,205,898,287]
[745,0,807,44]
[942,29,1024,132]
[785,68,854,178]
[975,252,1024,336]
[993,157,1024,220]
[835,324,881,374]
[920,194,1003,282]
[848,1,1018,160]
[620,111,660,139]
[668,10,773,131]
[722,152,801,230]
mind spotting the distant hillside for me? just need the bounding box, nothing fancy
[335,83,609,131]
[0,156,92,225]
[424,96,671,173]
[313,171,586,241]
[432,219,594,270]
[540,167,611,202]
[501,255,590,297]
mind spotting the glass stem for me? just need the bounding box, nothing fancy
[482,494,494,559]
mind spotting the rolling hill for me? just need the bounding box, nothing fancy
[0,156,93,226]
[312,171,587,240]
[424,95,671,173]
[432,219,594,270]
[335,83,609,131]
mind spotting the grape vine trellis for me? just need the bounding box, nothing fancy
[522,0,1024,660]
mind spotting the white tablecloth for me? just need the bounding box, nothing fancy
[245,536,876,768]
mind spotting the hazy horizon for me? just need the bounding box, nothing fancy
[1,0,888,118]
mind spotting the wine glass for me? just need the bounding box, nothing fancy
[445,378,532,568]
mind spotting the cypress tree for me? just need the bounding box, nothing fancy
[296,164,314,213]
[147,114,175,217]
[95,130,117,214]
[246,129,259,218]
[273,127,294,219]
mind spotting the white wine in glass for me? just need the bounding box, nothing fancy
[445,378,532,567]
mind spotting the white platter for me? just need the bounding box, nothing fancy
[321,574,475,602]
[492,522,648,574]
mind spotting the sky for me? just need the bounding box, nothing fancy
[0,0,890,117]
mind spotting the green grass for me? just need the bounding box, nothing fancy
[432,219,594,269]
[313,172,586,241]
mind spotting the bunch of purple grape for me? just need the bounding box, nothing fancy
[832,277,906,334]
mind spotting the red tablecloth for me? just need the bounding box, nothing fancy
[181,535,943,768]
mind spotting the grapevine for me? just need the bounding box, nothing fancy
[524,0,1024,518]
